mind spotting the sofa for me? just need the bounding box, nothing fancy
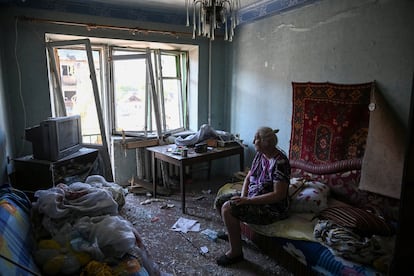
[215,82,400,275]
[217,164,398,275]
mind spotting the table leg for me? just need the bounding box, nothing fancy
[207,160,212,180]
[152,153,157,198]
[240,151,244,172]
[180,162,185,214]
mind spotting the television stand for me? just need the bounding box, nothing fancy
[12,147,99,192]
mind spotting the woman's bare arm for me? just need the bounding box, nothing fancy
[231,180,288,205]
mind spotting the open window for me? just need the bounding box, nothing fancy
[110,48,188,137]
[46,38,113,180]
[45,34,197,181]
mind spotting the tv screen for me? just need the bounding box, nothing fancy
[25,115,82,161]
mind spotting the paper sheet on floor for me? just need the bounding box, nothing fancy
[171,217,200,233]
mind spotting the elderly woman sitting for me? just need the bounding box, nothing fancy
[215,126,291,266]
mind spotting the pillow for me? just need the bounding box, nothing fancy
[316,205,395,237]
[214,182,243,209]
[291,168,363,206]
[289,178,330,213]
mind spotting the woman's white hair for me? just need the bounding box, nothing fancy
[256,126,279,147]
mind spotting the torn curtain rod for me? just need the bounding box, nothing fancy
[17,16,193,38]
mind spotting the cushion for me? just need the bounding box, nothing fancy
[247,212,317,241]
[316,205,395,237]
[291,168,363,206]
[289,178,329,213]
[213,182,243,209]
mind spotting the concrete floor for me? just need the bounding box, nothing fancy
[120,175,294,276]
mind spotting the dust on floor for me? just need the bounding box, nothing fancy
[119,176,294,276]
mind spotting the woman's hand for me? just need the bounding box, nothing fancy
[230,195,249,206]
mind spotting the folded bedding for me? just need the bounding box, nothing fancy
[271,236,382,275]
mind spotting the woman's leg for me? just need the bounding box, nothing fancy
[214,192,238,218]
[221,201,243,257]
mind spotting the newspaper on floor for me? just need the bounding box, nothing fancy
[171,217,200,233]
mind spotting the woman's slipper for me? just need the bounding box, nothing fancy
[216,254,244,266]
[217,231,229,241]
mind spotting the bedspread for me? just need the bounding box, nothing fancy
[0,187,41,275]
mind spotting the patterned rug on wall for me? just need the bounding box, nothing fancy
[290,81,374,165]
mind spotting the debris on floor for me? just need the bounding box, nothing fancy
[140,198,165,205]
[120,176,294,276]
[171,217,200,233]
[201,228,218,241]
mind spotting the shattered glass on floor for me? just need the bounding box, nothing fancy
[119,177,293,276]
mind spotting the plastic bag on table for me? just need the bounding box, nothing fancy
[175,124,233,146]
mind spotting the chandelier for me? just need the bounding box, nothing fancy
[186,0,240,42]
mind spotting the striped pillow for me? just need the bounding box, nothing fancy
[316,205,394,237]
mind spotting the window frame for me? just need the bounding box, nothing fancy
[108,47,189,138]
[45,34,193,141]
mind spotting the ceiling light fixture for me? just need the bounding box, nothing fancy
[186,0,240,42]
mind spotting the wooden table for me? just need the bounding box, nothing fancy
[147,144,244,214]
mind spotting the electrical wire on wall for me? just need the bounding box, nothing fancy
[14,16,27,157]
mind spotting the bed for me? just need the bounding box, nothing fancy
[215,81,400,275]
[216,178,397,275]
[0,175,162,276]
[30,175,161,276]
[0,127,162,276]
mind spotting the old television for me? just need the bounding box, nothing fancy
[25,115,82,161]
